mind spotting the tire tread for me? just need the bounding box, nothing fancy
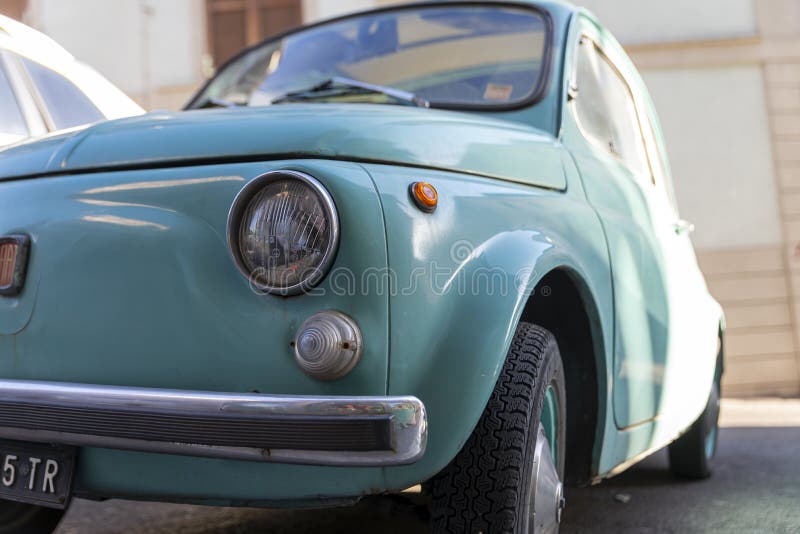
[430,323,556,534]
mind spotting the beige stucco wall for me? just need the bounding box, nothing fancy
[18,0,800,395]
[301,0,401,23]
[577,0,757,44]
[23,0,396,109]
[615,0,800,396]
[25,0,206,109]
[231,0,800,395]
[642,66,782,249]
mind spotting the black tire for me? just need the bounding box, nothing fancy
[429,323,566,534]
[668,379,720,480]
[0,501,65,534]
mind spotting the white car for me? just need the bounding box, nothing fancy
[0,15,143,147]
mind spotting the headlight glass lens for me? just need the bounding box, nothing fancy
[237,175,337,292]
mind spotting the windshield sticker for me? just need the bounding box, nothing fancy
[484,84,513,102]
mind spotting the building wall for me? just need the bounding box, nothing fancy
[25,0,206,110]
[306,0,800,397]
[641,66,781,250]
[0,0,26,20]
[18,0,399,109]
[639,63,799,395]
[577,0,758,44]
[301,0,401,22]
[301,0,374,21]
[12,0,800,396]
[596,0,800,397]
[19,0,400,109]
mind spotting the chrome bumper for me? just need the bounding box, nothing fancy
[0,380,427,466]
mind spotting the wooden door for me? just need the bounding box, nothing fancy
[0,0,27,21]
[206,0,301,68]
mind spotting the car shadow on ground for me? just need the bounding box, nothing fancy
[562,427,800,533]
[57,427,800,534]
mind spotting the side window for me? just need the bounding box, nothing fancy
[0,59,29,144]
[20,57,105,130]
[574,38,650,179]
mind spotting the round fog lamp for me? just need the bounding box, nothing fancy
[293,311,363,380]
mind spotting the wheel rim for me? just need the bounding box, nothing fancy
[704,426,718,460]
[541,385,559,464]
[529,385,564,533]
[704,385,721,460]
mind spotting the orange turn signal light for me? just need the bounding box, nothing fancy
[410,181,438,213]
[0,235,29,297]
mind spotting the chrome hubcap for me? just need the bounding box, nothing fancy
[529,423,563,533]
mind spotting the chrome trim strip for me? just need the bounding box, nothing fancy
[0,380,427,466]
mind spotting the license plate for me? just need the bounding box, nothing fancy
[0,440,75,509]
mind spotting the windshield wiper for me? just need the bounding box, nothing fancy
[196,97,244,109]
[271,77,430,108]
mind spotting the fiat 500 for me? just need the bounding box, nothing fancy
[0,1,723,532]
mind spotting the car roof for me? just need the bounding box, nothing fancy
[0,14,74,68]
[0,14,144,120]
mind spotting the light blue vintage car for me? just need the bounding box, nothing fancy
[0,1,723,532]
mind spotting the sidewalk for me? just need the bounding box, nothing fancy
[719,397,800,428]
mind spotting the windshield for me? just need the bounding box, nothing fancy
[188,4,550,110]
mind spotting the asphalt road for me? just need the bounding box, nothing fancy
[56,399,800,534]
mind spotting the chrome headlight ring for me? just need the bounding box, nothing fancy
[227,170,340,296]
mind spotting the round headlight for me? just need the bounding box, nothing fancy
[228,170,339,295]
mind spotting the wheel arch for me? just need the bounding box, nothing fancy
[520,266,607,484]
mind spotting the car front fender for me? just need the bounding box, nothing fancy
[363,163,614,489]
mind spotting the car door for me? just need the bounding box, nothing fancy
[562,23,719,431]
[634,84,721,433]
